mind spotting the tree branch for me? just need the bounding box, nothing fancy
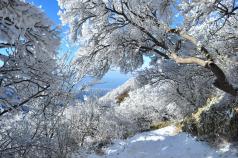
[0,85,50,116]
[170,52,237,96]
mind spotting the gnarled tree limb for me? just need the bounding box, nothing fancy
[170,52,237,96]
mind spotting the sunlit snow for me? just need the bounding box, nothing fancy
[87,126,237,158]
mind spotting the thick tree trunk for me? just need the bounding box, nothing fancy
[165,28,238,96]
[170,53,237,96]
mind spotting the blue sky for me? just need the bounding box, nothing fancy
[27,0,131,90]
[27,0,61,25]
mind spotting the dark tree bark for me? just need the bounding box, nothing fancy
[170,52,237,96]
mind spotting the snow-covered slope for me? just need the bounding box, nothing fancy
[100,78,140,103]
[100,77,199,122]
[87,126,237,158]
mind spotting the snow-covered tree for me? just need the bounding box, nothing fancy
[64,99,135,152]
[0,0,61,115]
[0,1,84,157]
[136,60,214,107]
[113,63,213,130]
[58,0,238,96]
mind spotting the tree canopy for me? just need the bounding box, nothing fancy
[58,0,238,96]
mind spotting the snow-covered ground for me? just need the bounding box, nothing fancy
[87,126,237,158]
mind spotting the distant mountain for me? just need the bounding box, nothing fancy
[93,70,131,90]
[76,70,131,101]
[76,89,110,101]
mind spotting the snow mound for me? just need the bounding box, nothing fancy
[89,126,237,158]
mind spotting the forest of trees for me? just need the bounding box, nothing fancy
[0,0,238,157]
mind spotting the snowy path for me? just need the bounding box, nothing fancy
[88,126,237,158]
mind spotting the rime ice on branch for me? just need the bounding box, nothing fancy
[58,0,238,96]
